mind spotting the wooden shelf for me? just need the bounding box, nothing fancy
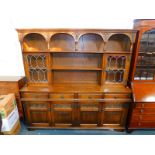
[105,51,132,54]
[51,50,104,53]
[51,66,102,70]
[20,83,132,93]
[106,67,125,70]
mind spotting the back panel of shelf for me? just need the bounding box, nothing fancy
[52,53,102,68]
[52,70,101,84]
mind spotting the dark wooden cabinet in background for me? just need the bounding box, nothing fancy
[128,19,155,131]
[17,29,136,130]
[0,76,26,118]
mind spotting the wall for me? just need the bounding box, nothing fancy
[0,0,154,76]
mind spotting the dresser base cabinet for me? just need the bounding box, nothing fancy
[21,85,131,130]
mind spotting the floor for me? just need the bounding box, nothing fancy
[19,122,155,135]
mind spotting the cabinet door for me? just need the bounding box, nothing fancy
[23,101,51,127]
[103,54,130,85]
[52,102,74,127]
[79,102,101,126]
[102,102,128,127]
[23,53,49,84]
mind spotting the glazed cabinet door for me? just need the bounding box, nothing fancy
[23,101,51,127]
[103,54,130,85]
[102,102,128,127]
[23,53,50,84]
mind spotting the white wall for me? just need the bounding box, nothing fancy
[0,0,155,76]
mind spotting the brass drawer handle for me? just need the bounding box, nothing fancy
[88,96,92,99]
[138,122,141,126]
[142,103,144,108]
[60,95,64,99]
[140,109,144,113]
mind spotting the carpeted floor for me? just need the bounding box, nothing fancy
[19,122,155,135]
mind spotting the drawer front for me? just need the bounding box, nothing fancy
[78,93,102,99]
[80,103,99,111]
[136,103,155,108]
[21,93,49,99]
[49,93,74,99]
[133,108,155,115]
[104,93,130,99]
[132,114,155,121]
[104,102,129,109]
[130,121,155,128]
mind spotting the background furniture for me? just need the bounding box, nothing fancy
[17,29,136,130]
[127,19,155,131]
[0,76,26,118]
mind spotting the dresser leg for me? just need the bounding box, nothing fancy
[27,128,35,131]
[114,129,125,132]
[126,129,133,133]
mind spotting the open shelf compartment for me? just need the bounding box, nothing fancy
[105,34,131,52]
[23,33,47,51]
[51,52,102,70]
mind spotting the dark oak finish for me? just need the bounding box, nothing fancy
[0,76,26,118]
[128,19,155,131]
[17,29,136,130]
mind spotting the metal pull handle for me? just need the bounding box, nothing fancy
[60,95,64,99]
[140,109,144,113]
[88,96,92,99]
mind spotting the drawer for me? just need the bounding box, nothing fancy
[21,92,49,99]
[132,114,155,122]
[104,93,131,99]
[133,108,155,115]
[130,121,155,128]
[78,93,102,99]
[80,103,99,111]
[53,103,72,110]
[104,102,129,109]
[49,93,74,99]
[136,103,155,108]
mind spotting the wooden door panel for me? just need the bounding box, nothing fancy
[103,111,123,125]
[24,102,51,127]
[52,102,74,126]
[79,102,100,125]
[102,102,128,126]
[54,111,73,124]
[80,111,98,124]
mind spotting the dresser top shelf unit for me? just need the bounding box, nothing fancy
[17,28,136,90]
